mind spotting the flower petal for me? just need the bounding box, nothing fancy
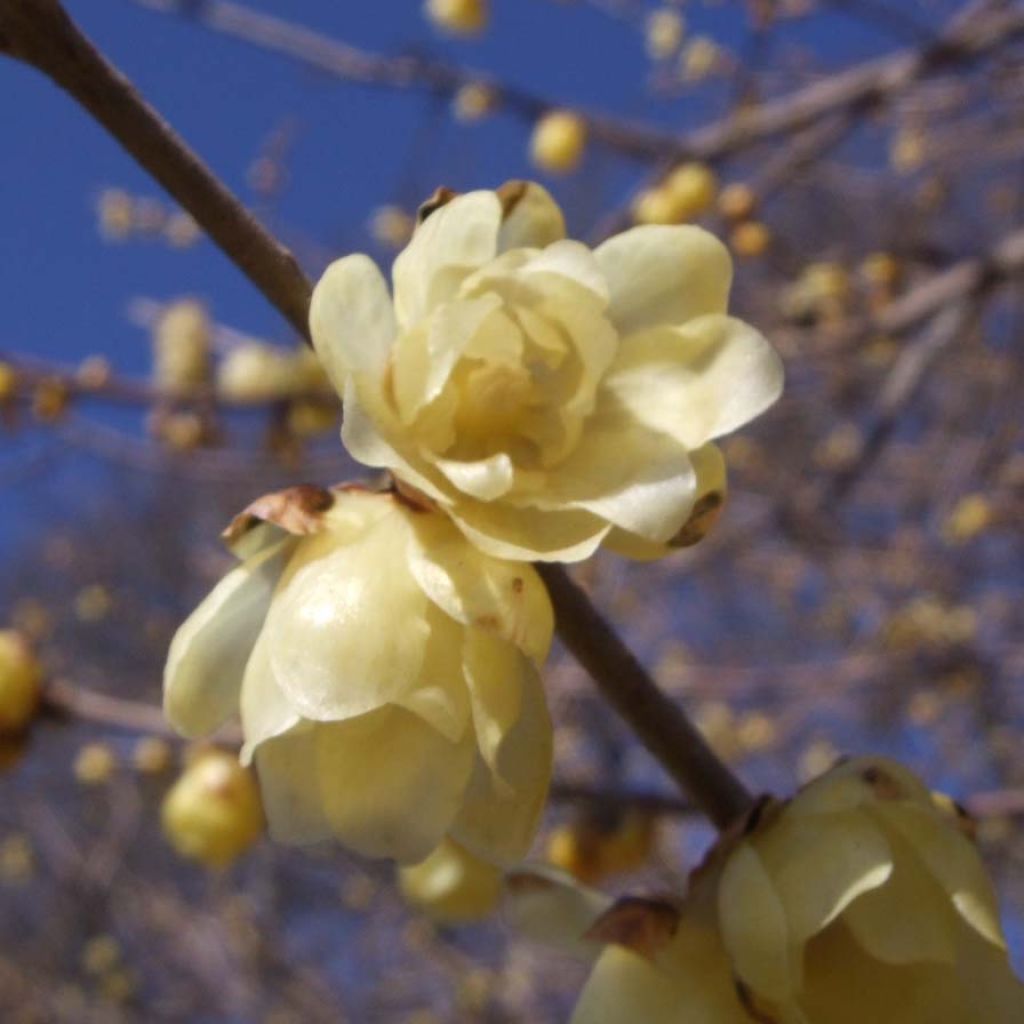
[393,190,502,326]
[407,515,554,662]
[497,182,566,252]
[435,452,517,502]
[522,239,610,306]
[262,515,433,722]
[603,315,783,449]
[309,254,396,391]
[252,721,334,846]
[570,946,685,1024]
[718,843,799,1002]
[316,705,475,864]
[450,647,552,865]
[595,224,732,333]
[163,540,292,738]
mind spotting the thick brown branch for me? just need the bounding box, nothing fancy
[538,564,753,830]
[0,0,313,339]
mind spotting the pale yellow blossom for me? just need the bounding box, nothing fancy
[164,486,553,864]
[310,183,783,562]
[572,757,1024,1023]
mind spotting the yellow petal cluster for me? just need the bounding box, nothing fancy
[161,749,264,868]
[164,488,553,865]
[572,757,1024,1023]
[310,183,783,562]
[0,629,42,736]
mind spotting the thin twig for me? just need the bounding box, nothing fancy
[539,564,753,829]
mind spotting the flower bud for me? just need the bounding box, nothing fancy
[74,742,117,786]
[664,162,718,220]
[216,342,298,403]
[161,749,263,868]
[0,630,42,737]
[645,9,685,60]
[399,838,504,923]
[729,220,771,257]
[530,112,588,174]
[152,300,211,391]
[425,0,487,36]
[717,182,757,221]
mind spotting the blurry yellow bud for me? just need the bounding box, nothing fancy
[74,584,112,623]
[0,833,35,883]
[32,378,70,423]
[814,422,863,470]
[645,8,685,60]
[96,188,135,241]
[717,182,757,221]
[664,162,718,219]
[133,197,166,235]
[797,737,840,783]
[399,838,504,923]
[0,630,42,736]
[150,410,207,451]
[99,968,137,1004]
[452,82,496,122]
[729,219,771,257]
[803,261,851,304]
[153,300,212,391]
[943,493,992,545]
[161,749,263,868]
[81,935,121,976]
[132,735,173,776]
[74,743,117,786]
[164,211,201,249]
[572,757,1024,1024]
[217,342,298,403]
[631,186,687,226]
[546,811,657,884]
[736,711,777,753]
[370,205,416,250]
[884,595,977,651]
[860,251,901,291]
[891,126,927,173]
[695,699,739,759]
[680,36,722,80]
[286,400,337,438]
[530,110,588,174]
[425,0,487,36]
[0,361,17,402]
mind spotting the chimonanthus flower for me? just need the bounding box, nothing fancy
[163,485,553,865]
[310,182,783,562]
[572,757,1024,1023]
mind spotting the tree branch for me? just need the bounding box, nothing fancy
[0,0,313,339]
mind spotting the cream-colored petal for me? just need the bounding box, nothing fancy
[460,627,524,775]
[602,443,726,559]
[252,721,333,845]
[262,516,432,722]
[239,627,301,761]
[718,843,799,1002]
[570,946,685,1024]
[752,808,893,945]
[870,800,1007,949]
[503,865,612,956]
[435,452,516,502]
[163,540,292,738]
[452,497,612,563]
[341,376,447,501]
[951,916,1024,1022]
[523,240,610,306]
[309,254,396,392]
[791,757,934,818]
[450,652,551,865]
[603,315,783,449]
[393,190,502,326]
[316,704,475,864]
[595,224,732,333]
[538,400,698,544]
[497,182,566,252]
[407,515,554,662]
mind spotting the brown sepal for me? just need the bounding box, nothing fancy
[417,187,459,225]
[222,484,336,546]
[584,896,681,961]
[671,491,726,548]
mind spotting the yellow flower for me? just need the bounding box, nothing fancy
[310,183,783,562]
[163,486,553,864]
[161,749,263,868]
[0,629,42,736]
[399,837,504,923]
[572,757,1024,1023]
[425,0,487,37]
[530,113,588,174]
